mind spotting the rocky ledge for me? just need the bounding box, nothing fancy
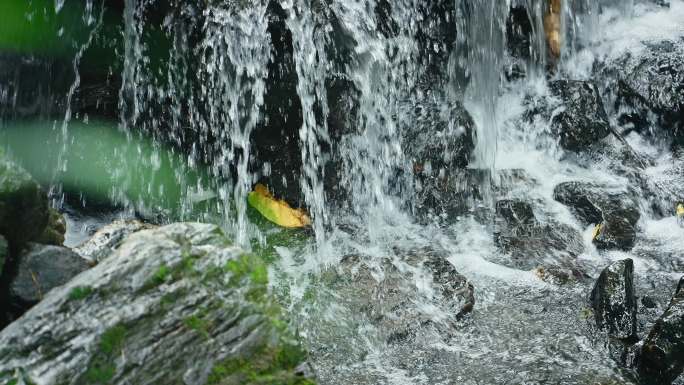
[0,223,313,385]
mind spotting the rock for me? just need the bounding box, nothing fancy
[9,243,90,305]
[74,219,155,263]
[0,156,49,247]
[35,208,66,246]
[594,218,638,251]
[493,199,584,271]
[404,100,475,174]
[548,80,611,152]
[590,259,638,341]
[317,248,474,345]
[607,39,684,145]
[507,5,534,61]
[554,181,640,250]
[0,235,6,277]
[0,223,311,385]
[637,277,684,385]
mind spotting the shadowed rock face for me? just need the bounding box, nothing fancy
[603,39,684,145]
[549,80,611,152]
[590,259,638,341]
[9,243,89,305]
[0,223,311,385]
[553,181,640,251]
[637,277,684,385]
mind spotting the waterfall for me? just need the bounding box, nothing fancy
[455,0,510,190]
[283,0,332,248]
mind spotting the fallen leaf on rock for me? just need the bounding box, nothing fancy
[248,184,311,228]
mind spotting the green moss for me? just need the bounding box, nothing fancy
[84,364,116,384]
[68,286,93,301]
[183,313,211,340]
[153,265,171,284]
[100,325,127,355]
[207,341,313,385]
[81,324,127,384]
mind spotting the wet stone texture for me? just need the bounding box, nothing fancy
[316,248,475,346]
[590,259,638,342]
[9,243,90,305]
[553,181,640,250]
[0,223,312,385]
[549,80,612,152]
[637,277,684,385]
[493,199,585,272]
[607,39,684,145]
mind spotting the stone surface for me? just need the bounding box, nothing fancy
[549,80,612,152]
[636,277,684,385]
[0,156,49,247]
[554,182,640,225]
[9,243,90,304]
[554,181,640,250]
[493,199,584,271]
[316,248,474,345]
[608,39,684,145]
[404,100,475,174]
[0,223,312,385]
[590,259,638,341]
[73,219,155,263]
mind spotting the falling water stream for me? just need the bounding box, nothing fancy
[2,0,684,384]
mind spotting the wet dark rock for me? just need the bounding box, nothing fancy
[0,236,6,277]
[590,259,638,341]
[0,156,49,247]
[320,248,474,345]
[554,181,640,250]
[36,208,66,246]
[507,6,534,61]
[534,266,583,285]
[404,100,475,174]
[493,199,584,271]
[594,218,638,251]
[637,277,684,385]
[548,80,612,152]
[74,219,155,263]
[641,296,658,309]
[9,243,90,305]
[0,223,310,385]
[606,39,684,145]
[554,182,640,226]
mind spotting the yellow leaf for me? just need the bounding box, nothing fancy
[592,223,602,241]
[248,184,311,228]
[677,203,684,217]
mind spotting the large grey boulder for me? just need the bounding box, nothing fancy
[0,223,311,385]
[0,156,49,247]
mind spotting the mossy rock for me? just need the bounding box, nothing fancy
[0,155,49,247]
[0,223,314,385]
[36,208,66,246]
